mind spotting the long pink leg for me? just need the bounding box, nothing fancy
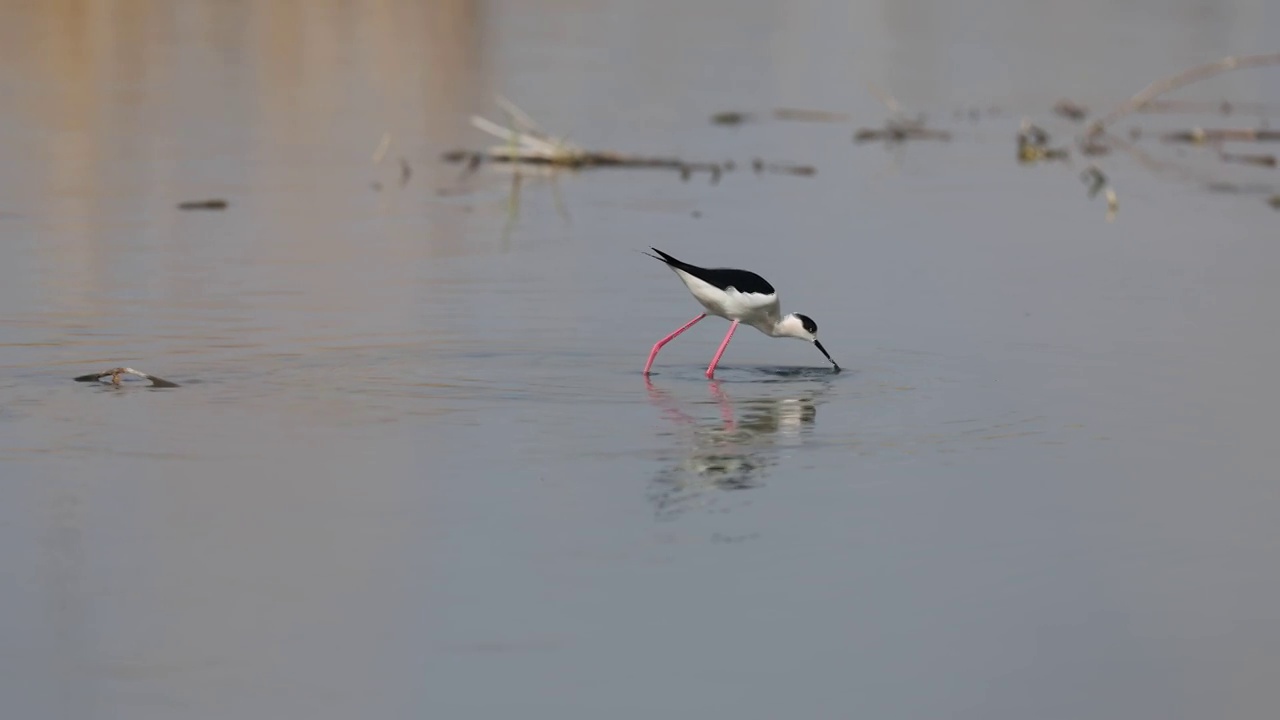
[643,314,706,375]
[705,320,739,379]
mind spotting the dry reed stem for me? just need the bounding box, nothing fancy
[1087,53,1280,138]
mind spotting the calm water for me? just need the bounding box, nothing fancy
[3,1,1280,718]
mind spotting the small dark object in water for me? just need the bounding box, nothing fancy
[75,367,180,388]
[1080,166,1108,198]
[751,159,816,177]
[1269,195,1280,209]
[1053,99,1089,121]
[177,199,228,211]
[711,111,753,126]
[1077,166,1118,219]
[1079,139,1111,156]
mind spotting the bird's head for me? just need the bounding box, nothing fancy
[778,313,840,371]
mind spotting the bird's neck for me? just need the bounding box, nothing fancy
[764,318,791,338]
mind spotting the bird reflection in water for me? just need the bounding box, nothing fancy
[645,378,823,520]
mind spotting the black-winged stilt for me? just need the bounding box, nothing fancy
[642,248,839,379]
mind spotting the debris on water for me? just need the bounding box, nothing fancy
[854,82,951,144]
[1103,188,1119,221]
[1079,165,1118,222]
[854,120,950,144]
[1086,53,1280,140]
[1162,128,1280,144]
[440,149,470,164]
[75,367,180,388]
[1219,151,1277,168]
[1080,137,1112,156]
[750,158,817,177]
[1137,99,1280,116]
[371,131,392,164]
[678,164,722,184]
[443,145,723,180]
[1052,99,1089,121]
[1019,121,1049,146]
[446,97,724,181]
[711,111,753,126]
[1081,165,1108,198]
[772,107,849,123]
[177,199,228,210]
[370,130,413,191]
[1268,195,1280,209]
[1017,119,1069,163]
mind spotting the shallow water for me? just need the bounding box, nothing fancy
[3,1,1280,718]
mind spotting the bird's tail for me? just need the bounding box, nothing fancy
[642,247,682,268]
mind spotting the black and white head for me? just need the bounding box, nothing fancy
[776,313,839,371]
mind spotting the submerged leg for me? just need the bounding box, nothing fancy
[705,320,739,379]
[643,314,706,375]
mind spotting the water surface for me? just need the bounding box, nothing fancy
[3,1,1280,718]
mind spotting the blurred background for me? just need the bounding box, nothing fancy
[2,1,1280,719]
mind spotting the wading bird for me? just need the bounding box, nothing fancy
[643,248,839,379]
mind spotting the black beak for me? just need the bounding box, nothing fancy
[813,340,840,372]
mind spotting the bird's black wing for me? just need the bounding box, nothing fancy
[645,248,775,295]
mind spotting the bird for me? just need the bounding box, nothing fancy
[74,367,180,388]
[642,248,839,379]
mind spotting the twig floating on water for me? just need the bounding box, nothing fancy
[1219,151,1277,168]
[177,199,228,210]
[855,83,951,144]
[443,148,725,180]
[1135,99,1280,116]
[1162,128,1280,144]
[449,98,724,180]
[751,158,817,177]
[1087,53,1280,138]
[773,108,850,123]
[854,122,951,144]
[372,132,392,164]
